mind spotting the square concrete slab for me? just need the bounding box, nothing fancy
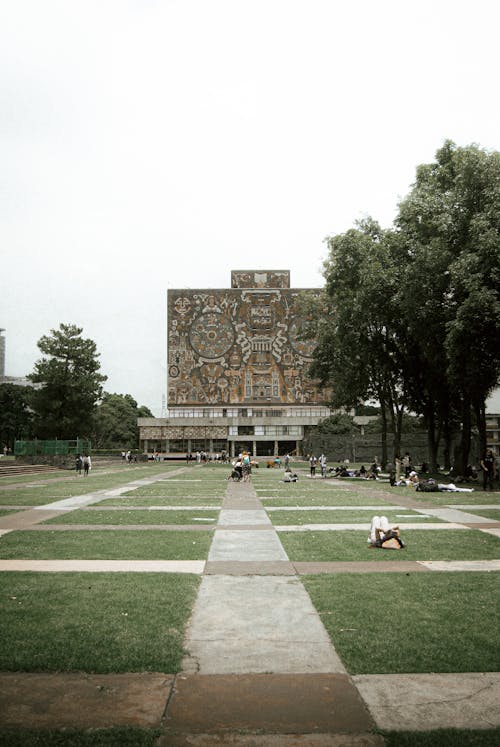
[353,672,500,731]
[166,674,375,734]
[208,530,289,561]
[0,672,173,729]
[218,509,272,525]
[184,575,346,674]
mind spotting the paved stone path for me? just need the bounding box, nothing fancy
[0,467,499,743]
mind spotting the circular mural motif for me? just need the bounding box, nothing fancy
[288,319,317,358]
[189,313,235,358]
[169,365,180,378]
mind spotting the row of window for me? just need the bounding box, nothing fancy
[228,425,302,436]
[166,407,331,418]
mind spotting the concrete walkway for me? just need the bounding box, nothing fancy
[0,468,499,743]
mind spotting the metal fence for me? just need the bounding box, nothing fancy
[14,439,91,456]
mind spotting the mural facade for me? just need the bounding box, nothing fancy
[167,271,322,407]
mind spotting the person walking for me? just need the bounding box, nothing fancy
[83,454,91,476]
[309,454,317,477]
[480,448,497,491]
[75,454,83,476]
[319,453,327,477]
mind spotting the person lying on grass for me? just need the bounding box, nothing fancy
[368,515,405,549]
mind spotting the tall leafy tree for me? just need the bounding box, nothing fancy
[309,218,408,466]
[397,141,500,471]
[29,324,107,439]
[93,393,153,448]
[0,384,34,450]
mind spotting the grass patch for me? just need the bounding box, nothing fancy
[260,493,390,507]
[0,465,184,506]
[126,483,226,497]
[99,495,222,507]
[0,508,26,517]
[381,730,500,747]
[0,727,162,746]
[42,509,219,525]
[410,490,499,506]
[279,529,500,561]
[303,572,500,674]
[268,509,442,525]
[0,571,199,672]
[457,509,500,521]
[0,530,212,559]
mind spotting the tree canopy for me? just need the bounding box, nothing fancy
[309,141,500,471]
[28,324,107,439]
[0,384,34,450]
[93,392,153,449]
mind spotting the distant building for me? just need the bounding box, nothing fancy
[138,270,331,457]
[0,329,38,388]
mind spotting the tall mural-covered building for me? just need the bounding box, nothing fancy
[138,270,332,458]
[167,270,322,407]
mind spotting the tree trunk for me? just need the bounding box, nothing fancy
[456,399,472,476]
[426,419,439,473]
[442,415,453,472]
[380,405,388,468]
[474,397,487,458]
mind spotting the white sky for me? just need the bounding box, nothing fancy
[1,0,499,415]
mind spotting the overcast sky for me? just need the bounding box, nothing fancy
[1,0,499,415]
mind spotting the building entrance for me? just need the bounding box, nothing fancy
[255,441,275,457]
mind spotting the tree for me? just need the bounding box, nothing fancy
[28,324,107,439]
[0,384,34,450]
[93,393,153,449]
[309,218,408,467]
[396,141,500,472]
[316,414,358,435]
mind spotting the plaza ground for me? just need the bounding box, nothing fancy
[0,461,499,746]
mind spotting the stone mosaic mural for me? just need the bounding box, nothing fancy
[167,273,323,406]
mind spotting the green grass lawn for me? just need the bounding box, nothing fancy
[0,572,199,672]
[0,469,182,507]
[454,508,500,521]
[260,494,390,507]
[0,487,96,506]
[0,508,26,517]
[279,529,500,561]
[0,530,212,559]
[410,490,500,506]
[268,509,443,525]
[99,495,223,507]
[125,484,226,497]
[42,509,219,525]
[303,572,500,674]
[0,727,499,747]
[0,727,162,746]
[381,729,500,746]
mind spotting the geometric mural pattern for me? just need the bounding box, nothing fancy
[167,271,323,407]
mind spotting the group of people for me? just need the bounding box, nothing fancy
[186,451,230,464]
[122,450,137,464]
[75,454,91,476]
[228,452,252,481]
[308,453,328,477]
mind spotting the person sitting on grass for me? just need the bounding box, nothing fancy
[368,515,405,549]
[282,468,298,483]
